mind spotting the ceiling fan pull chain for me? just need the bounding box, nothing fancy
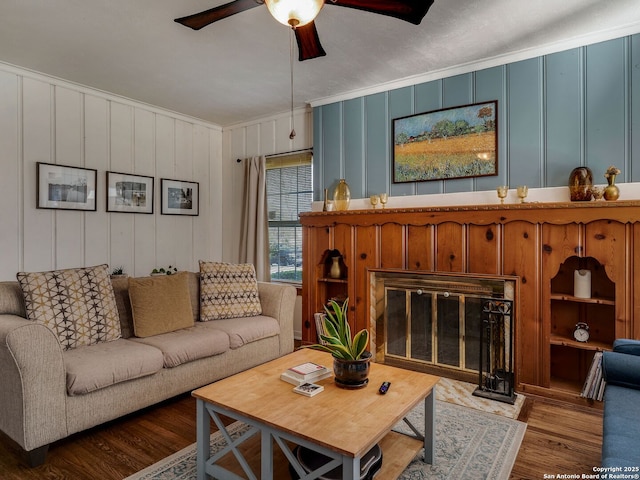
[289,26,296,140]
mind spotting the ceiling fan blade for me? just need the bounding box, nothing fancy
[175,0,261,30]
[295,22,327,61]
[328,0,434,25]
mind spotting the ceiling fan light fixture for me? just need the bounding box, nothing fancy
[264,0,324,28]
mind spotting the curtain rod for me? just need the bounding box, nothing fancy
[236,148,313,163]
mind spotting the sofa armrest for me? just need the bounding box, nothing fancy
[603,350,640,390]
[612,338,640,356]
[257,282,296,356]
[0,314,68,452]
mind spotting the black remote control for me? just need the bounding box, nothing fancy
[379,381,391,394]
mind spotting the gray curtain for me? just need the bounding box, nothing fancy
[239,156,270,282]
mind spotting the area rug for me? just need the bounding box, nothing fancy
[126,400,526,480]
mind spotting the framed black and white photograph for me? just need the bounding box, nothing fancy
[37,162,97,211]
[161,178,199,216]
[106,171,154,214]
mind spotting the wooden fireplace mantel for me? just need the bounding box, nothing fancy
[301,200,640,405]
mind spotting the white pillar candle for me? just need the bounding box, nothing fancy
[574,269,592,299]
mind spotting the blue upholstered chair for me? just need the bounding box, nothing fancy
[601,339,640,468]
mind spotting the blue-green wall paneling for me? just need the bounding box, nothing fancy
[321,102,343,193]
[389,87,415,197]
[507,58,543,188]
[365,92,391,198]
[632,34,640,181]
[475,67,506,191]
[442,74,475,193]
[443,74,472,108]
[414,81,444,195]
[585,38,626,181]
[545,48,582,187]
[313,33,639,202]
[343,97,365,199]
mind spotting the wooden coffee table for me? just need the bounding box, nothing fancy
[192,348,439,480]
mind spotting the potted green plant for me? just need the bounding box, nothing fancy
[306,298,372,389]
[151,265,178,276]
[110,266,127,278]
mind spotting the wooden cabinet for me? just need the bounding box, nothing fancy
[301,201,640,405]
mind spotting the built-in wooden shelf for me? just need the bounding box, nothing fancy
[550,294,615,306]
[549,334,612,352]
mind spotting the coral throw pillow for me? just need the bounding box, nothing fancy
[199,261,262,321]
[17,264,121,350]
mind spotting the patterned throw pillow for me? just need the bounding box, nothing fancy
[199,261,262,321]
[17,264,121,350]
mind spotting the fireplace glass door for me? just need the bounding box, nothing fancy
[385,287,483,374]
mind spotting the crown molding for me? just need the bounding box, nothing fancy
[309,22,640,108]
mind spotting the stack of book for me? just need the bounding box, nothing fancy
[281,361,332,386]
[314,312,329,345]
[581,351,606,401]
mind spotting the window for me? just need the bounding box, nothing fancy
[266,151,312,283]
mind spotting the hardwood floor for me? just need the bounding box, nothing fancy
[0,390,603,480]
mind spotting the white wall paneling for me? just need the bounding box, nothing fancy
[222,107,312,340]
[0,70,20,277]
[0,63,222,281]
[221,107,312,264]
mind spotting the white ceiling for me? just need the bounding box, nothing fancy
[2,0,640,127]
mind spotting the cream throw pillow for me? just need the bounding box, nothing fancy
[129,272,194,338]
[199,261,262,321]
[17,264,121,351]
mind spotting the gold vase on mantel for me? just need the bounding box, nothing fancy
[333,179,351,211]
[604,175,620,201]
[604,166,620,201]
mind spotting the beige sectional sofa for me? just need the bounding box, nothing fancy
[0,269,296,466]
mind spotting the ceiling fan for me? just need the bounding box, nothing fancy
[175,0,435,61]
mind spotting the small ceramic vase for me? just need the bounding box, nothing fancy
[329,256,342,279]
[604,175,620,201]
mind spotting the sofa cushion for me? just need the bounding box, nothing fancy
[602,384,640,467]
[128,272,194,338]
[130,324,229,367]
[199,261,262,321]
[199,315,280,349]
[64,339,164,395]
[16,264,121,350]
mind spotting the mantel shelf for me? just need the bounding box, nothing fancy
[300,200,640,227]
[301,199,640,217]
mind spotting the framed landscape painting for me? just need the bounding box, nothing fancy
[106,171,154,214]
[37,162,97,211]
[161,178,199,216]
[393,101,498,183]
